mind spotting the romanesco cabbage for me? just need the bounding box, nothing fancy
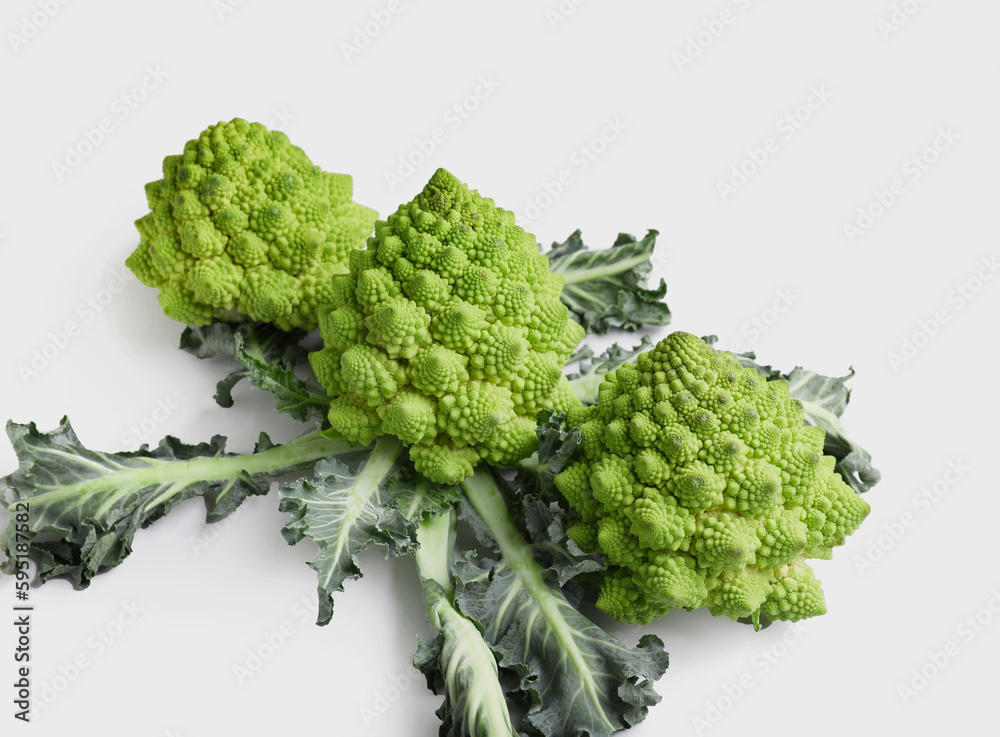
[125,118,377,330]
[553,332,870,625]
[309,168,585,483]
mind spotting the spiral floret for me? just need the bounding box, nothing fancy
[126,118,377,329]
[553,332,870,625]
[309,168,584,482]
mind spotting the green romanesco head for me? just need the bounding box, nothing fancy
[125,118,378,330]
[309,168,585,483]
[553,332,870,625]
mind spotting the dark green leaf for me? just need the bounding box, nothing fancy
[231,329,331,421]
[512,410,581,504]
[178,321,240,359]
[387,465,465,523]
[0,419,350,587]
[278,436,411,625]
[180,321,330,421]
[548,230,670,333]
[518,494,604,593]
[413,510,519,737]
[457,469,668,737]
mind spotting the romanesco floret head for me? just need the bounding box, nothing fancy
[308,168,584,483]
[126,118,378,330]
[553,332,870,625]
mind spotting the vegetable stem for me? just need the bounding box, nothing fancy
[23,430,358,511]
[321,434,404,581]
[414,509,519,737]
[414,511,457,611]
[460,468,616,734]
[557,251,653,285]
[567,371,604,405]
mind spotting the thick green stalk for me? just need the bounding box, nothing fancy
[460,468,617,735]
[22,430,357,513]
[567,370,603,406]
[558,251,653,286]
[414,510,518,737]
[317,434,403,588]
[414,512,457,609]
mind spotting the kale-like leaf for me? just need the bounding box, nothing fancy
[457,468,669,737]
[387,465,465,524]
[782,367,881,494]
[511,410,582,504]
[0,418,351,587]
[548,230,670,333]
[413,509,519,737]
[278,436,412,625]
[180,321,329,421]
[178,320,244,359]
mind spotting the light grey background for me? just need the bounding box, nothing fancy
[1,1,997,735]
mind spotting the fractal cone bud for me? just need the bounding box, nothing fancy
[126,118,377,330]
[309,168,585,483]
[554,332,870,625]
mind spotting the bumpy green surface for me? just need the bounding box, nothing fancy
[309,168,585,483]
[126,118,377,330]
[554,332,870,625]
